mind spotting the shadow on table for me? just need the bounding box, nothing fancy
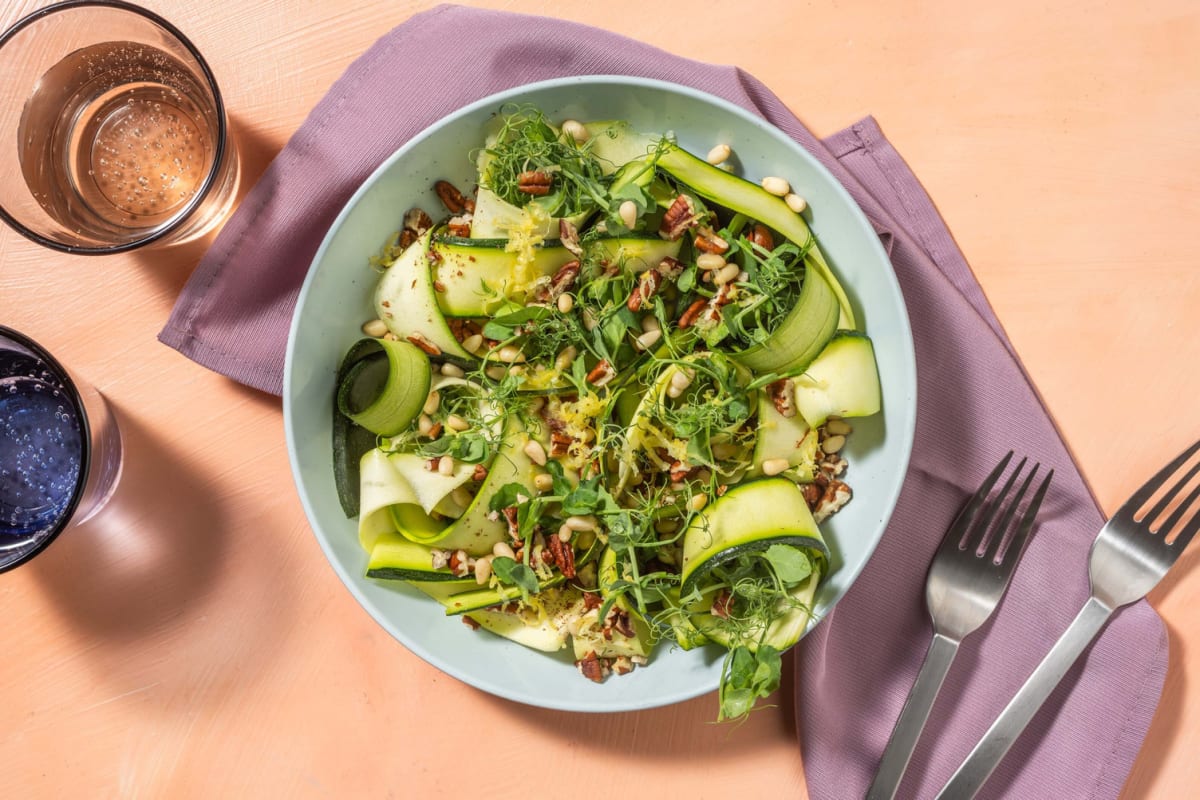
[30,403,227,639]
[132,112,284,302]
[477,649,801,762]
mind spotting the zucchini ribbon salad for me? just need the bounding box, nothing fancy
[333,107,881,720]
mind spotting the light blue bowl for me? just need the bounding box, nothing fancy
[284,76,916,712]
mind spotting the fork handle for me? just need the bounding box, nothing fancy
[936,597,1114,799]
[866,633,961,800]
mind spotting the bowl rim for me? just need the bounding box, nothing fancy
[284,73,917,712]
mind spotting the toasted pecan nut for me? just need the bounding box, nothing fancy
[657,256,684,280]
[748,222,775,251]
[501,506,521,544]
[406,333,442,356]
[517,170,553,195]
[678,298,708,329]
[547,534,577,578]
[694,226,729,254]
[445,216,471,237]
[549,432,573,457]
[545,260,581,300]
[610,609,636,638]
[434,180,469,214]
[398,229,417,249]
[626,268,663,312]
[582,591,603,611]
[576,651,606,683]
[659,194,698,240]
[403,207,433,235]
[472,463,489,482]
[586,359,616,387]
[767,378,796,418]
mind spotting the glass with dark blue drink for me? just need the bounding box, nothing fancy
[0,326,122,571]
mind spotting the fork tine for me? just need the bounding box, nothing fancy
[975,457,1030,558]
[998,468,1053,564]
[940,452,1014,554]
[1158,475,1200,550]
[1143,453,1200,533]
[985,462,1038,563]
[1115,438,1200,522]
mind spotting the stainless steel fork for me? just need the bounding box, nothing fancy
[938,438,1200,799]
[866,453,1053,800]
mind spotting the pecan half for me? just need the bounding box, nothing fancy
[517,170,553,196]
[626,268,663,312]
[576,651,606,683]
[582,591,603,611]
[403,207,433,236]
[668,460,692,483]
[406,332,442,356]
[434,180,469,214]
[398,229,418,249]
[547,533,577,578]
[659,194,698,240]
[748,222,775,251]
[549,432,573,457]
[813,480,853,523]
[800,482,822,509]
[693,225,729,254]
[541,260,580,301]
[461,615,481,630]
[472,463,489,482]
[678,298,708,329]
[609,608,636,639]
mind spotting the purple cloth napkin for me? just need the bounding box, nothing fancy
[160,5,1167,798]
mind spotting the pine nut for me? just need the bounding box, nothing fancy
[462,333,484,353]
[822,434,847,454]
[485,365,507,381]
[696,253,726,271]
[438,456,456,476]
[561,119,589,143]
[825,418,852,436]
[706,143,732,165]
[557,293,575,313]
[655,519,679,534]
[761,457,790,476]
[423,390,441,416]
[785,193,807,213]
[507,364,526,377]
[690,493,708,512]
[761,176,791,196]
[534,472,555,492]
[565,515,597,532]
[714,263,741,285]
[737,270,749,283]
[634,329,662,351]
[474,555,493,584]
[446,414,470,432]
[619,200,638,229]
[493,542,516,560]
[666,367,694,398]
[362,318,389,338]
[524,439,548,466]
[582,307,599,331]
[641,315,661,334]
[418,414,434,436]
[497,345,525,363]
[527,396,545,413]
[440,363,466,378]
[382,332,400,341]
[557,525,573,542]
[554,345,577,372]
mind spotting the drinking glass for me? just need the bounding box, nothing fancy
[0,0,239,254]
[0,326,123,572]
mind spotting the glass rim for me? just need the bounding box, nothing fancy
[0,0,229,255]
[0,324,93,573]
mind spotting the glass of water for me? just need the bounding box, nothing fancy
[0,1,239,254]
[0,326,123,572]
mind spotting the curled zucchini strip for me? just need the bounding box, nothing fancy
[336,337,432,436]
[680,478,828,652]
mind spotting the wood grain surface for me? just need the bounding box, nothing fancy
[1,1,1197,797]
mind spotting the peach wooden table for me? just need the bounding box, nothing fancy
[2,1,1198,797]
